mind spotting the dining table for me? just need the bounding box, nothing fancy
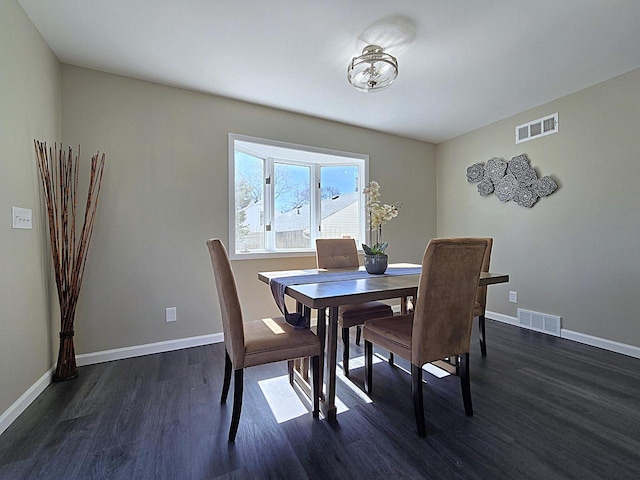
[258,263,509,421]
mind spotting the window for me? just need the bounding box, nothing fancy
[229,134,368,258]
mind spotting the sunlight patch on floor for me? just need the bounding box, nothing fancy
[256,354,447,423]
[336,354,384,406]
[340,354,383,371]
[258,374,352,422]
[258,375,310,423]
[422,363,451,379]
[376,356,452,381]
[333,392,350,414]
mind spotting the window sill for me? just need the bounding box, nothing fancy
[230,249,318,261]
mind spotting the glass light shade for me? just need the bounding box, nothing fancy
[347,45,398,93]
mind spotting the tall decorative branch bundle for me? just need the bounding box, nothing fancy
[34,140,106,381]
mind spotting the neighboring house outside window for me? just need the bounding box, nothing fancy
[229,133,368,259]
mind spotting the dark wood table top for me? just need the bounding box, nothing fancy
[258,265,509,309]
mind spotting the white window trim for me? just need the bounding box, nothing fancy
[228,133,369,260]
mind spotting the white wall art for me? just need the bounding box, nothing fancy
[466,154,558,208]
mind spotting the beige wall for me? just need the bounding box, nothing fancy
[436,68,640,347]
[61,65,436,354]
[0,1,61,415]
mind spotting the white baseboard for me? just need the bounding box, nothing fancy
[486,310,639,359]
[76,333,224,366]
[485,310,518,326]
[561,329,640,359]
[0,365,55,437]
[1,333,225,437]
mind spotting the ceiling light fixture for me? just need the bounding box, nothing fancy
[347,45,398,93]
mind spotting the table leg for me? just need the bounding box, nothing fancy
[323,306,339,421]
[293,302,304,380]
[290,304,319,398]
[301,305,312,381]
[315,308,326,401]
[401,295,415,314]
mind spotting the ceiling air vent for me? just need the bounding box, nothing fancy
[515,113,558,144]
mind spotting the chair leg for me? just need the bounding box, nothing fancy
[478,314,487,356]
[411,364,426,437]
[228,369,244,442]
[221,348,233,403]
[342,327,350,377]
[301,357,310,382]
[287,359,294,385]
[355,325,362,346]
[311,355,320,418]
[460,353,473,416]
[364,340,373,394]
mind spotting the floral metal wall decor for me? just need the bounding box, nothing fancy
[466,154,557,208]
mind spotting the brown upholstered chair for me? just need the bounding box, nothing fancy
[363,238,488,437]
[206,238,322,442]
[475,238,493,356]
[316,238,393,377]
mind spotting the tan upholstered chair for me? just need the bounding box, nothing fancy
[316,238,393,377]
[363,238,488,437]
[475,238,493,356]
[206,239,322,442]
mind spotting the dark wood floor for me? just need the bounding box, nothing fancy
[1,319,639,480]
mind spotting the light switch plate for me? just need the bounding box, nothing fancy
[12,206,32,229]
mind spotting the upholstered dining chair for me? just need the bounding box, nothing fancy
[316,238,393,377]
[475,238,493,356]
[206,238,321,442]
[363,238,488,437]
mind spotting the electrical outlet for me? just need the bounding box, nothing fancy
[509,291,517,303]
[166,307,177,322]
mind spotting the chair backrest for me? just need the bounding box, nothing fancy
[206,239,245,367]
[316,238,360,269]
[411,238,488,366]
[474,238,493,314]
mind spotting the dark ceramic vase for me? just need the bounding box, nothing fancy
[364,254,388,274]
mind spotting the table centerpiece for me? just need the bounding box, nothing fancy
[362,180,400,274]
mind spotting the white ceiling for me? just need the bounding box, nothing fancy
[18,0,640,144]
